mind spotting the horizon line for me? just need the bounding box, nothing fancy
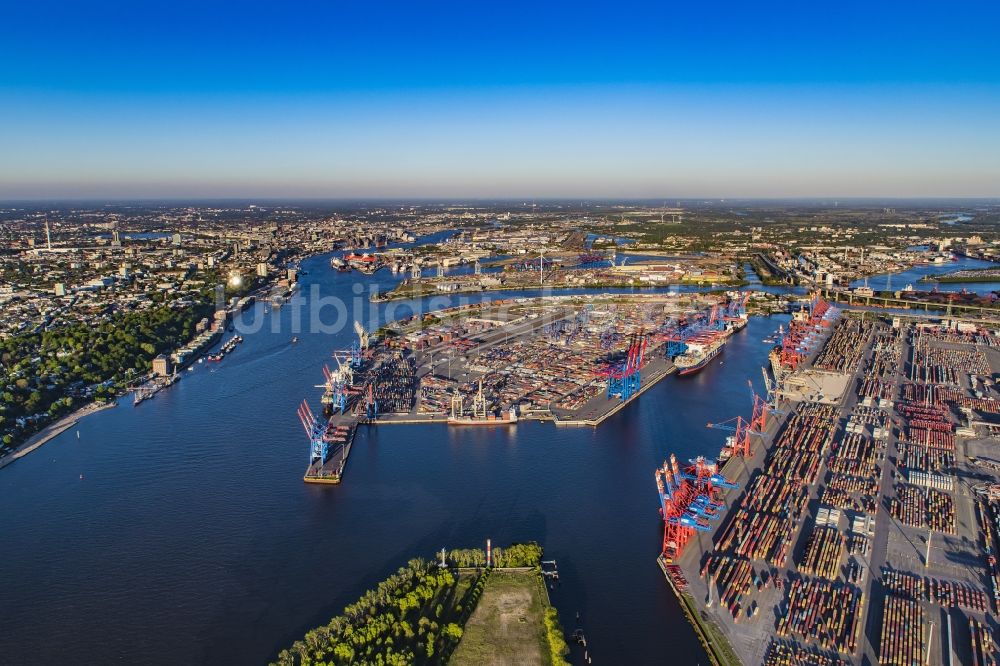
[2,195,1000,205]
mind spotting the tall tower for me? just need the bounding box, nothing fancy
[45,219,52,251]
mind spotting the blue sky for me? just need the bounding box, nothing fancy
[2,0,999,198]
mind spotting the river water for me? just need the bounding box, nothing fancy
[1,249,790,664]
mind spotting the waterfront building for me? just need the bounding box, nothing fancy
[152,354,171,377]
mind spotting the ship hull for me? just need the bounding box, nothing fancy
[676,345,724,376]
[447,416,518,426]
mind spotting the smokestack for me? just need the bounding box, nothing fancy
[486,538,492,567]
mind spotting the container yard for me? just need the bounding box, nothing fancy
[376,292,748,427]
[296,293,747,484]
[656,297,1000,665]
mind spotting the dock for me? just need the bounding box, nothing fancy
[552,355,676,426]
[303,412,358,484]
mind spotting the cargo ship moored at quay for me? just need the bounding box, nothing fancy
[447,406,519,426]
[672,305,748,376]
[673,333,727,375]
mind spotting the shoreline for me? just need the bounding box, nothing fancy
[918,273,1000,284]
[0,400,117,470]
[657,556,739,666]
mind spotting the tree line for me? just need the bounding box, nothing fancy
[446,542,542,569]
[273,558,468,666]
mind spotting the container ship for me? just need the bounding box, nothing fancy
[447,406,519,426]
[673,332,726,375]
[673,305,748,376]
[447,381,519,425]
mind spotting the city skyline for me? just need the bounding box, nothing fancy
[3,0,999,198]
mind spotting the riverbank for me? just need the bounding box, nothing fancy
[0,399,117,470]
[658,557,740,666]
[919,268,1000,283]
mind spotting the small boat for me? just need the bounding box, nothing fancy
[291,336,299,344]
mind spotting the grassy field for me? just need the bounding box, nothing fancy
[450,570,552,666]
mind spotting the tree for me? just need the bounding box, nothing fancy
[332,643,354,662]
[544,607,570,665]
[24,391,43,413]
[442,623,463,642]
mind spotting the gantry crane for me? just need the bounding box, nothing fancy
[297,399,331,466]
[707,380,784,458]
[604,331,647,402]
[656,454,737,563]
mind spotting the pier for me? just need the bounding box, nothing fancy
[302,412,358,484]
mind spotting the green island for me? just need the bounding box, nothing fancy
[272,543,570,666]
